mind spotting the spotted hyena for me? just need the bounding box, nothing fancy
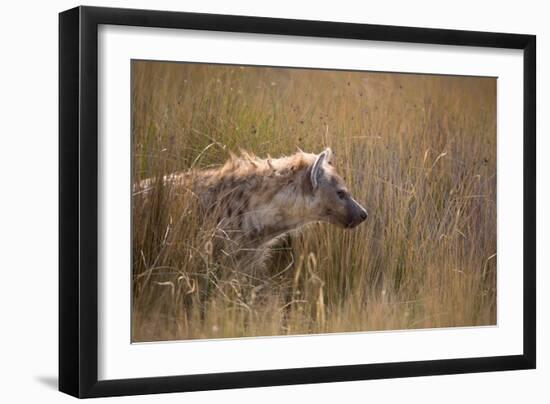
[135,148,367,267]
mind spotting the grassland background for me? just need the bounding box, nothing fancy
[131,60,496,342]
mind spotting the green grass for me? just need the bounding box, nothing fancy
[131,61,496,342]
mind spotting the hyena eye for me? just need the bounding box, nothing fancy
[337,190,347,200]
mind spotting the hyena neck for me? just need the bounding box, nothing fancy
[242,179,314,246]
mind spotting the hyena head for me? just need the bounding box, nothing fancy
[305,148,368,229]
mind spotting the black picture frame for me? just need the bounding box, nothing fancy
[59,5,536,398]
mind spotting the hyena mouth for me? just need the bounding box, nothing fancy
[346,221,361,229]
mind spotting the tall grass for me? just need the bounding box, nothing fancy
[131,61,496,342]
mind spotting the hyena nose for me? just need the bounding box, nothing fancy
[359,210,368,220]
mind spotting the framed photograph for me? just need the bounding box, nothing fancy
[59,6,536,398]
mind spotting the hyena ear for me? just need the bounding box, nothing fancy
[310,148,331,190]
[324,147,333,164]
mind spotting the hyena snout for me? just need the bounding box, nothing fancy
[346,199,368,228]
